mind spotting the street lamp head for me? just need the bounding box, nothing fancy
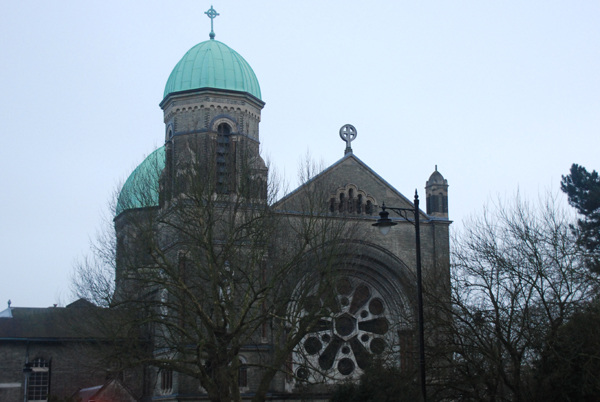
[372,203,397,235]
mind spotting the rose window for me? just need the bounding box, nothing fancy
[295,277,392,380]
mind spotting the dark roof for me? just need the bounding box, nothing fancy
[0,299,108,340]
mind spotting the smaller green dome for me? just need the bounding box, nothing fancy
[163,40,261,100]
[116,147,165,216]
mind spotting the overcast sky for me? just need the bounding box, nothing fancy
[1,1,598,308]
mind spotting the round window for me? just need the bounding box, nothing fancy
[295,276,392,380]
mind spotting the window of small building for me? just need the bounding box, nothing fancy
[27,358,50,401]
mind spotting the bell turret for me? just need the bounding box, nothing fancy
[425,166,449,218]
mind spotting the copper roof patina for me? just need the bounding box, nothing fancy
[163,39,262,101]
[116,147,165,216]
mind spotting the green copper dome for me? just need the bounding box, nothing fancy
[163,40,261,100]
[116,147,165,216]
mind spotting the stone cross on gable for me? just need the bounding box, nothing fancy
[339,124,358,155]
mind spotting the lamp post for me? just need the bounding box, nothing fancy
[372,190,426,402]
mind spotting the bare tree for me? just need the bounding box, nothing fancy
[71,196,118,308]
[72,145,356,402]
[433,193,597,401]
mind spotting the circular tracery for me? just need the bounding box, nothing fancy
[296,276,392,379]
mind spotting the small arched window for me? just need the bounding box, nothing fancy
[160,368,173,394]
[366,200,373,215]
[347,189,355,213]
[238,357,248,388]
[339,193,346,213]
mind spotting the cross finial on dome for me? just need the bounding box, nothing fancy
[205,5,219,39]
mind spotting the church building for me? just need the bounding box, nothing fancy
[0,7,450,402]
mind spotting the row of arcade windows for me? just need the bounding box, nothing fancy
[330,187,375,215]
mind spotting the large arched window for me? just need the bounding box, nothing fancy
[216,123,232,194]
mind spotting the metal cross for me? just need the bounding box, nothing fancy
[339,124,357,155]
[205,5,219,39]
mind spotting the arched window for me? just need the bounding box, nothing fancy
[338,193,345,213]
[347,189,355,213]
[329,185,375,216]
[294,277,393,381]
[238,357,248,388]
[216,123,232,193]
[27,358,50,401]
[217,123,231,135]
[160,368,173,395]
[366,200,373,215]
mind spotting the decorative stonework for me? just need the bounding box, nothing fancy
[294,276,395,382]
[329,184,376,215]
[211,117,239,133]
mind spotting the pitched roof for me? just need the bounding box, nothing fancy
[0,299,105,340]
[274,152,425,218]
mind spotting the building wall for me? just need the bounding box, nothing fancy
[112,85,451,400]
[0,341,111,401]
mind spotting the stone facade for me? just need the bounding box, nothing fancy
[1,32,451,401]
[273,153,450,389]
[112,78,451,398]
